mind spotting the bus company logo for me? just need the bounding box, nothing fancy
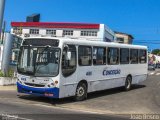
[103,69,121,76]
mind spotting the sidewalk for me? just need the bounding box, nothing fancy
[0,85,16,91]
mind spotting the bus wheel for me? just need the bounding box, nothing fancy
[125,76,132,91]
[75,83,87,101]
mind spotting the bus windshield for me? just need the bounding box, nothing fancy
[17,46,61,77]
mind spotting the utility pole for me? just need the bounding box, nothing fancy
[1,21,6,44]
[0,0,5,39]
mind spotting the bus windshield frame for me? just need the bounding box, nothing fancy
[17,45,61,77]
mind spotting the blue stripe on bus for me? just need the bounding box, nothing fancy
[17,82,59,98]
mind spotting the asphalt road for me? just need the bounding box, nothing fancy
[0,97,129,120]
[0,101,128,120]
[0,71,160,120]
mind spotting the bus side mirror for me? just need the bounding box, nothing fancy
[66,51,71,60]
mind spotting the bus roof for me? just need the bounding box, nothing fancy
[24,37,147,49]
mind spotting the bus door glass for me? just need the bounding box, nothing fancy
[61,44,77,96]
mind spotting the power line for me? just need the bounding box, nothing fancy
[134,41,160,44]
[133,40,160,44]
[134,42,160,43]
[134,39,160,41]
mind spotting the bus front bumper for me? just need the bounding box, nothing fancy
[17,82,59,98]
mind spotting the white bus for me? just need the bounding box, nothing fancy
[17,37,148,101]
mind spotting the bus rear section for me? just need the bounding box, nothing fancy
[61,44,148,98]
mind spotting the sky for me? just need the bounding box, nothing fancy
[3,0,160,50]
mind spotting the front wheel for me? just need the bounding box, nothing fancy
[125,76,132,91]
[74,83,87,101]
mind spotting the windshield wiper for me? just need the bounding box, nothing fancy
[34,45,51,74]
[26,71,34,75]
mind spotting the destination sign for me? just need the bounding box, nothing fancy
[23,39,59,47]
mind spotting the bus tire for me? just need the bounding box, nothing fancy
[74,82,87,101]
[125,76,132,91]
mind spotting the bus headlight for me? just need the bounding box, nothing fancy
[47,80,58,87]
[47,82,54,88]
[51,83,54,86]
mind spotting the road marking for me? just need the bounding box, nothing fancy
[148,72,155,75]
[1,114,33,120]
[33,103,113,114]
[0,99,113,115]
[156,73,160,75]
[18,117,33,120]
[150,72,155,75]
[148,71,160,76]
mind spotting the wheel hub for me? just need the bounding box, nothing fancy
[77,87,84,97]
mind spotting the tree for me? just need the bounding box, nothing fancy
[152,49,160,55]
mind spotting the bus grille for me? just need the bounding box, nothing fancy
[24,83,45,87]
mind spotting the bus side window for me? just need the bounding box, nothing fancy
[107,47,119,65]
[130,49,138,64]
[62,45,77,77]
[78,46,92,66]
[139,49,147,63]
[120,48,129,64]
[93,47,106,65]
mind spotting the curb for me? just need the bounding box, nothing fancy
[0,85,17,91]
